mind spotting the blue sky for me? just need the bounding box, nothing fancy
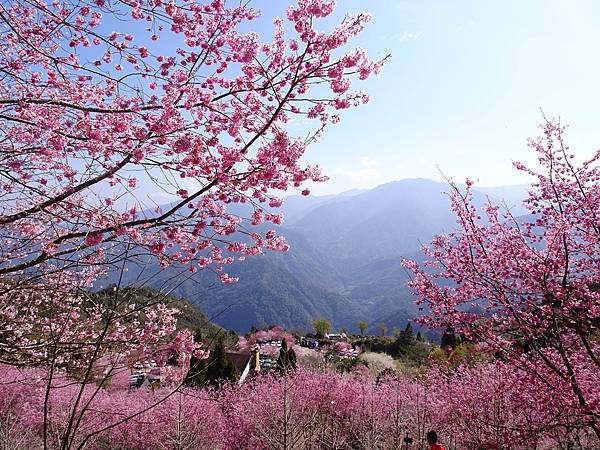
[248,0,600,195]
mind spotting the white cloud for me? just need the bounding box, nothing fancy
[382,30,423,43]
[400,30,423,42]
[332,156,382,184]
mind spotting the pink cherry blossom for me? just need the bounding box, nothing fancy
[404,119,600,441]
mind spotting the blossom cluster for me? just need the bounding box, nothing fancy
[0,362,596,449]
[238,325,296,349]
[0,0,385,281]
[403,120,600,439]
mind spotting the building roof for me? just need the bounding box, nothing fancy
[225,351,253,375]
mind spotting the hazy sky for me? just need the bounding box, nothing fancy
[249,0,600,195]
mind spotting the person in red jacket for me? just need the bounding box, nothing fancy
[426,431,446,450]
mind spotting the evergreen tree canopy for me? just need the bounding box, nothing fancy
[276,339,297,374]
[441,325,458,350]
[184,329,206,387]
[205,339,239,388]
[404,322,414,339]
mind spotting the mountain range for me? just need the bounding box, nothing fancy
[102,179,529,335]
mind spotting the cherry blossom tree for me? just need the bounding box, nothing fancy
[0,1,385,447]
[238,325,295,350]
[428,362,559,449]
[403,119,600,440]
[0,364,227,449]
[0,0,384,385]
[0,0,384,279]
[1,360,597,449]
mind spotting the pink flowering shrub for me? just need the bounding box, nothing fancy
[0,0,385,280]
[404,120,600,440]
[0,1,385,445]
[1,362,596,449]
[240,325,296,350]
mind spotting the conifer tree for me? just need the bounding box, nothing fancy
[185,329,207,387]
[276,339,297,375]
[205,339,238,388]
[402,322,414,343]
[440,325,458,350]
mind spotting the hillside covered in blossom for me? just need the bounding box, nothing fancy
[0,0,598,449]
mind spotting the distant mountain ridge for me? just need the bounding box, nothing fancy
[105,179,529,334]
